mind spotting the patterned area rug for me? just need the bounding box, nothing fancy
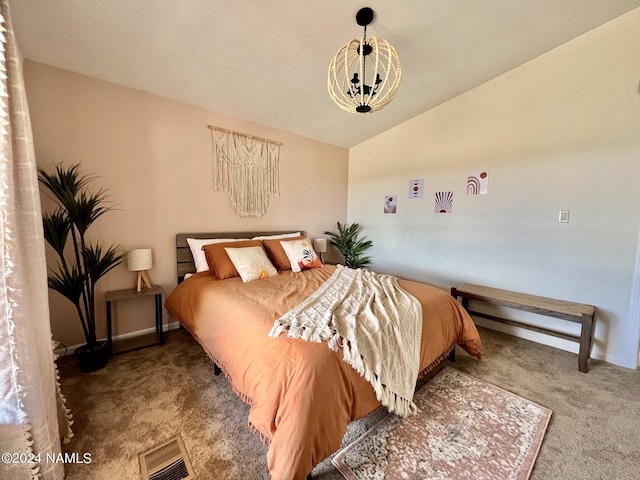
[332,367,551,480]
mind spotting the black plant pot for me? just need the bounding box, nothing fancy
[74,341,110,373]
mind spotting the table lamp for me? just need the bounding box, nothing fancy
[312,238,328,263]
[127,248,153,292]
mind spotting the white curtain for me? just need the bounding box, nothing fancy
[0,1,72,479]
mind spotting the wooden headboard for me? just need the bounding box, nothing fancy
[176,231,305,283]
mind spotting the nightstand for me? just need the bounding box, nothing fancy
[105,286,164,355]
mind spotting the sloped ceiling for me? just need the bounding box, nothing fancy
[9,0,640,147]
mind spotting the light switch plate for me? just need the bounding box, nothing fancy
[558,210,570,223]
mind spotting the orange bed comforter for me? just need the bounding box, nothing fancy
[165,265,482,480]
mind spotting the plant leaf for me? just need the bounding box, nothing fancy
[39,162,123,345]
[84,243,125,284]
[38,163,93,206]
[324,222,373,268]
[42,209,71,256]
[47,263,84,304]
[67,189,112,235]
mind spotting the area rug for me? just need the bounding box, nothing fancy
[332,367,552,480]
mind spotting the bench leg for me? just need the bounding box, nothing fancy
[578,313,594,373]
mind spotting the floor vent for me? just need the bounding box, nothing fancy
[139,434,195,480]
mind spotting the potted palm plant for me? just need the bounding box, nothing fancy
[324,222,373,269]
[38,163,125,373]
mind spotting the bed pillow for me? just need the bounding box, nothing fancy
[251,232,302,241]
[280,238,323,273]
[186,237,247,273]
[263,235,305,270]
[203,240,263,279]
[224,246,278,283]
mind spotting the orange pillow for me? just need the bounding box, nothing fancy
[203,240,263,279]
[263,235,304,270]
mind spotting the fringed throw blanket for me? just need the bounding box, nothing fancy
[269,266,422,417]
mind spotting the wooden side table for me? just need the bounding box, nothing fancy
[106,286,164,355]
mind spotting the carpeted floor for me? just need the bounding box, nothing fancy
[56,326,640,480]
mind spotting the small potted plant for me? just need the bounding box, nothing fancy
[324,222,373,269]
[39,163,124,373]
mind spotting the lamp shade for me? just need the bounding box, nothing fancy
[127,249,152,272]
[312,238,328,254]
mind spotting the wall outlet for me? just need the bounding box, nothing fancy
[558,210,570,223]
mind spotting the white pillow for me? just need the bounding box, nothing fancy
[251,232,302,241]
[280,238,323,273]
[224,246,278,283]
[186,237,247,272]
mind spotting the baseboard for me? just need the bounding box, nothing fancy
[54,321,182,357]
[473,317,615,364]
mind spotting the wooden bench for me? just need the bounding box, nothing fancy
[451,283,596,373]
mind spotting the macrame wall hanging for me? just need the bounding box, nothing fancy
[209,125,282,217]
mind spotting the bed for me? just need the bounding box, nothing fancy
[165,231,482,480]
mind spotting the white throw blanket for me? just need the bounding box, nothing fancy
[269,265,422,417]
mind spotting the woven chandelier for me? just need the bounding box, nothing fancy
[328,7,401,113]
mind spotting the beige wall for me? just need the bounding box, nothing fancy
[24,60,349,347]
[348,9,640,368]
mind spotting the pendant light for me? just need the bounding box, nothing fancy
[328,7,401,113]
